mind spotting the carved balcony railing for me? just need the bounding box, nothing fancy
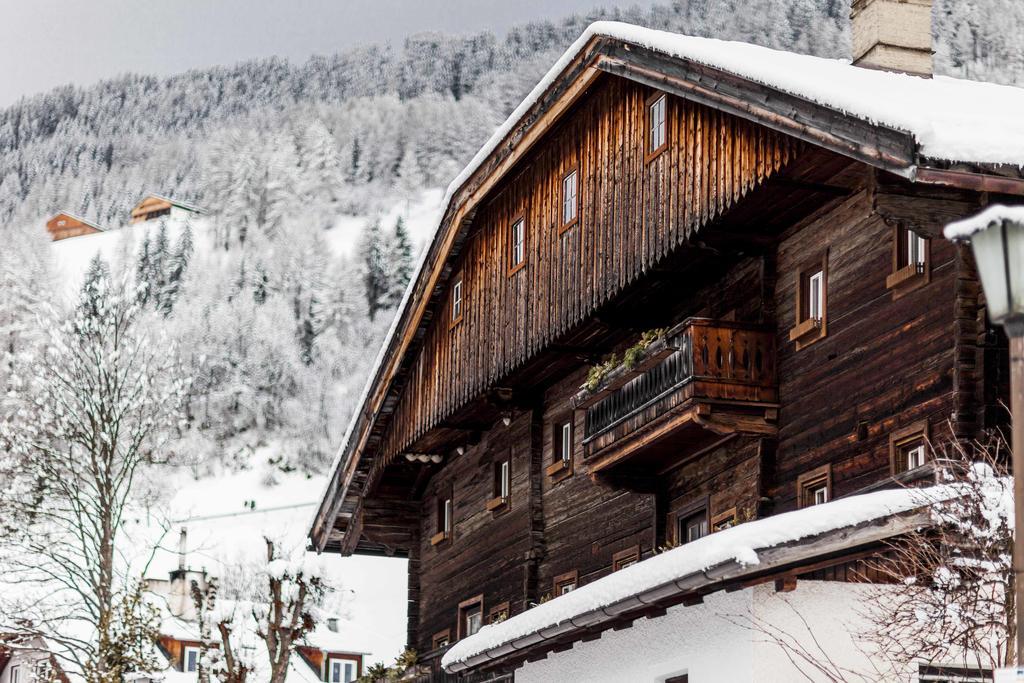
[575,318,777,475]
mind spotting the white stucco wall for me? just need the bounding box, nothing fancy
[514,582,924,683]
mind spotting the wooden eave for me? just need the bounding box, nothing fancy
[444,506,932,674]
[309,33,1017,555]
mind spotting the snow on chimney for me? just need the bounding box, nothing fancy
[178,527,187,571]
[851,0,933,77]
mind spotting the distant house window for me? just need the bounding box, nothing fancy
[553,569,578,596]
[918,664,990,682]
[509,216,526,273]
[451,278,463,326]
[328,658,357,683]
[488,601,510,625]
[671,498,709,545]
[612,545,640,571]
[887,224,931,295]
[797,465,832,508]
[458,595,484,639]
[432,629,451,650]
[647,93,668,158]
[711,508,738,533]
[890,421,930,475]
[790,252,829,348]
[561,169,578,230]
[183,645,200,673]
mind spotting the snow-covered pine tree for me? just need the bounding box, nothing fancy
[385,215,414,308]
[160,220,194,315]
[358,217,388,321]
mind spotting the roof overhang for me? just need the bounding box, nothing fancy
[309,24,1024,555]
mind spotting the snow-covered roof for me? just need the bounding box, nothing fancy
[50,211,105,231]
[945,204,1024,240]
[139,194,205,214]
[441,484,953,672]
[312,19,1024,552]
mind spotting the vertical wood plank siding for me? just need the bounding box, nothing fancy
[381,78,798,465]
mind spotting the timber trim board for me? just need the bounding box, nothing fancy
[309,30,1009,553]
[444,507,934,673]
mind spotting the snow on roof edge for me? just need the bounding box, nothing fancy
[945,204,1024,240]
[441,484,958,670]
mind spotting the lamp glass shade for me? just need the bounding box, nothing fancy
[968,220,1024,325]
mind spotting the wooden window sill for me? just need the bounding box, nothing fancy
[430,531,449,547]
[558,216,578,235]
[485,496,508,512]
[886,263,929,297]
[545,459,572,480]
[507,261,526,277]
[645,143,668,165]
[788,317,822,343]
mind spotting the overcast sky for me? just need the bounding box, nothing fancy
[0,0,644,107]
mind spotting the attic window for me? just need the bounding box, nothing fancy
[561,168,579,231]
[509,216,526,274]
[450,277,463,327]
[797,465,832,508]
[647,93,668,160]
[887,224,931,296]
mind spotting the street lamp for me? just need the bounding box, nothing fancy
[946,204,1024,668]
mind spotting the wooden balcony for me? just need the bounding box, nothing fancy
[577,319,777,477]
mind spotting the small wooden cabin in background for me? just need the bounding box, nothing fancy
[130,194,204,224]
[44,212,103,241]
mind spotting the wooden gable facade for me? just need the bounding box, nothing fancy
[45,212,102,241]
[312,29,1023,680]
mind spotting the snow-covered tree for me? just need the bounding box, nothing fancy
[384,216,414,308]
[358,218,388,321]
[0,258,189,680]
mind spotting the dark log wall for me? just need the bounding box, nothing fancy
[379,76,800,470]
[771,187,959,509]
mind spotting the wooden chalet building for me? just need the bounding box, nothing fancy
[130,194,204,224]
[44,211,103,241]
[311,1,1024,680]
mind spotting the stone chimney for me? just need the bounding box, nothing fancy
[851,0,933,76]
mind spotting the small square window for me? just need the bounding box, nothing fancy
[488,601,510,625]
[797,465,832,508]
[887,224,931,295]
[509,216,526,273]
[451,278,463,326]
[553,570,578,596]
[712,508,738,533]
[678,510,708,544]
[561,169,578,230]
[432,629,451,650]
[612,545,640,571]
[458,595,484,639]
[648,93,667,156]
[890,421,930,475]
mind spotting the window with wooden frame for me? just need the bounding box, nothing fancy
[671,498,709,545]
[183,645,200,673]
[789,251,828,349]
[450,276,463,327]
[508,215,527,275]
[552,569,579,596]
[431,629,451,650]
[431,484,453,546]
[797,465,832,508]
[890,420,930,475]
[545,417,574,480]
[488,601,510,625]
[711,507,738,533]
[327,657,357,683]
[487,454,511,512]
[886,223,931,296]
[560,168,579,232]
[646,92,669,161]
[612,545,640,571]
[457,595,484,639]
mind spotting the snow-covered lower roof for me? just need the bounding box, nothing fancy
[945,204,1024,240]
[311,19,1024,552]
[441,485,953,672]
